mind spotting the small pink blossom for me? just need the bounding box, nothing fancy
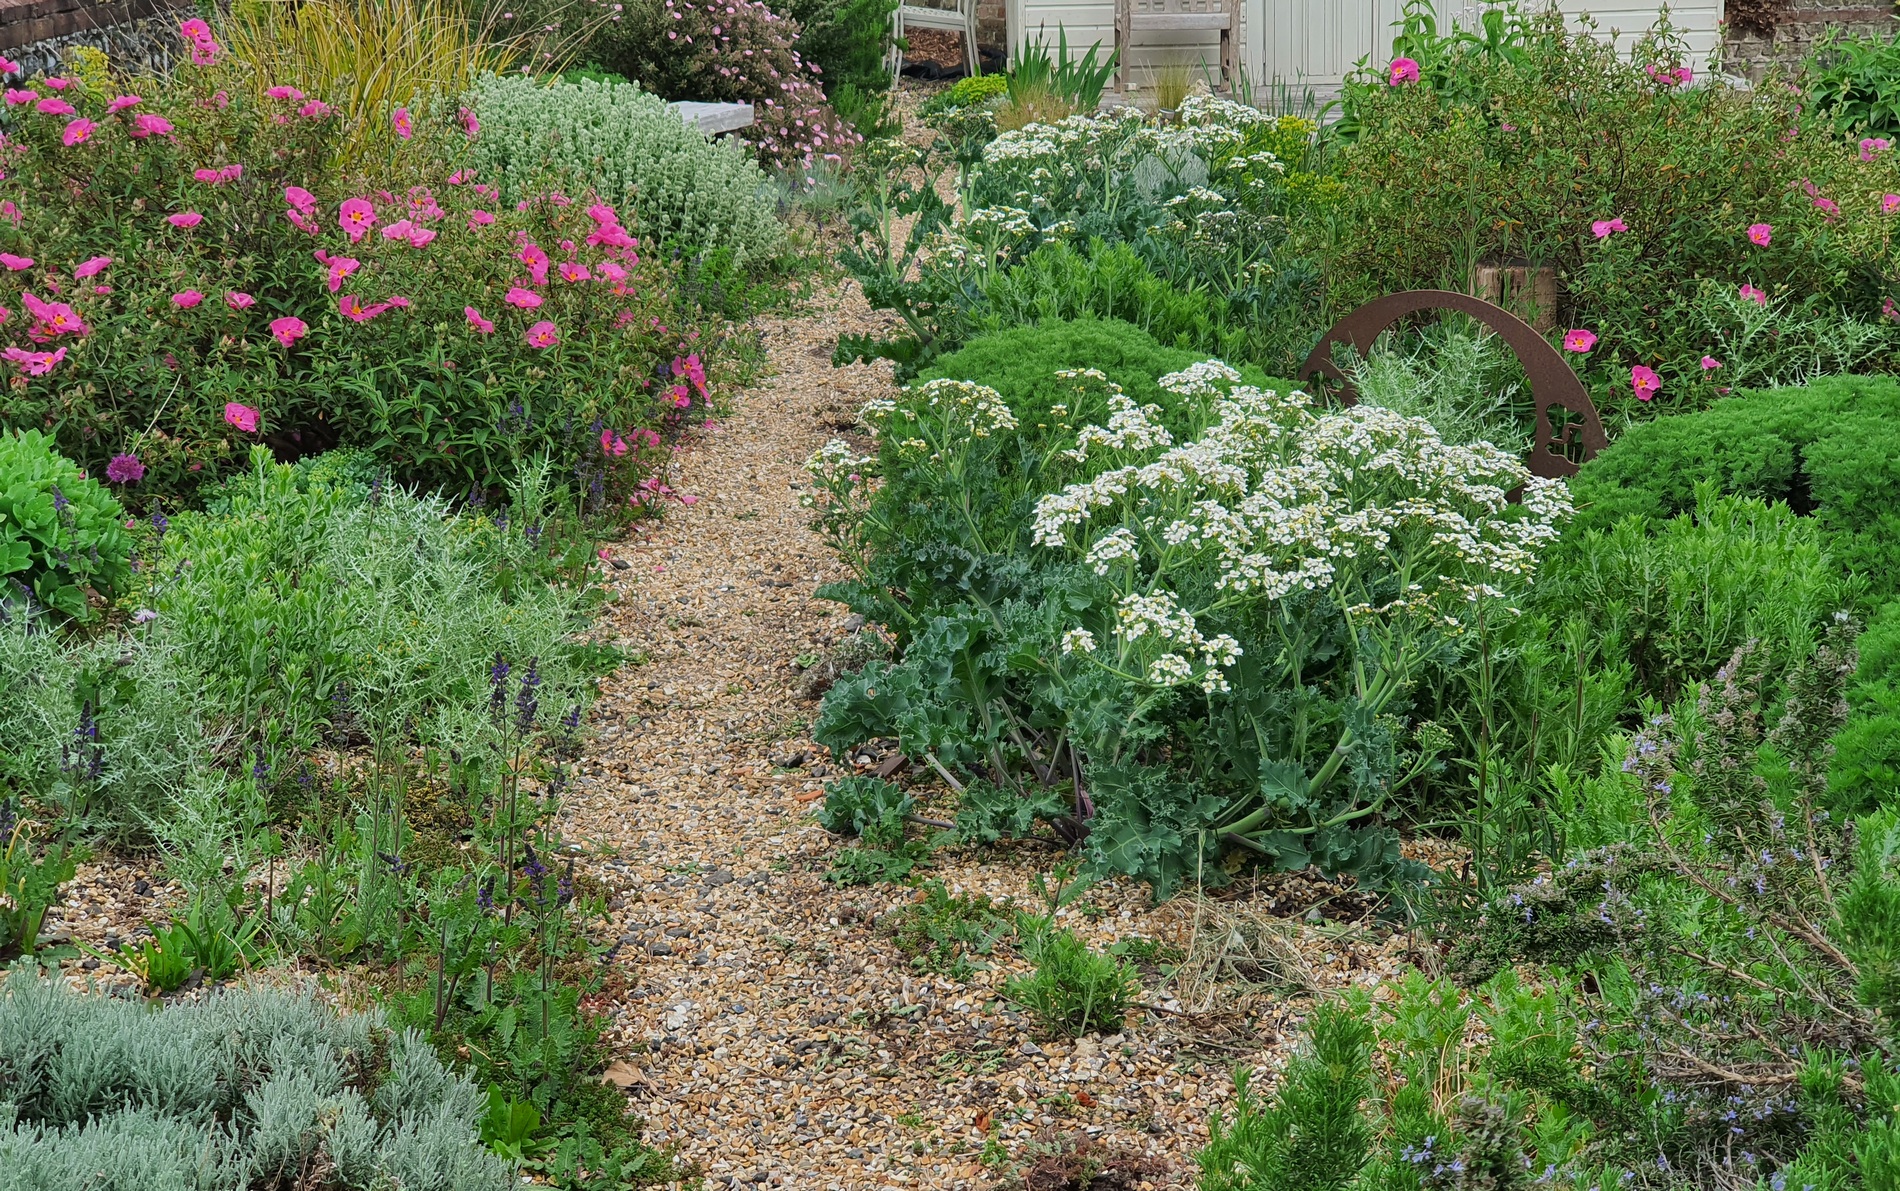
[0,252,34,271]
[558,261,591,283]
[284,185,317,214]
[172,290,204,309]
[299,100,331,119]
[285,208,320,234]
[465,306,495,333]
[392,107,413,140]
[1562,329,1597,353]
[1885,194,1900,215]
[0,57,17,74]
[517,243,550,285]
[1700,356,1722,371]
[225,291,256,309]
[130,113,174,137]
[1814,195,1841,219]
[1630,365,1661,400]
[338,197,377,241]
[1591,217,1628,239]
[23,293,85,336]
[42,77,70,91]
[266,85,305,101]
[73,256,110,279]
[602,428,628,456]
[3,89,34,106]
[105,94,141,113]
[1862,137,1892,162]
[467,209,496,230]
[269,316,307,346]
[167,211,204,229]
[504,286,543,309]
[1746,222,1772,246]
[1740,283,1767,305]
[460,106,480,137]
[225,402,260,432]
[525,320,559,348]
[35,97,76,116]
[338,293,390,323]
[62,118,97,145]
[4,345,66,375]
[1387,57,1419,85]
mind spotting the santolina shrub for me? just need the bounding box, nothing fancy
[0,28,724,504]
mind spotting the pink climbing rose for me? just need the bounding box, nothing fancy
[1562,329,1597,353]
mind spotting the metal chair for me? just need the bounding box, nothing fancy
[890,0,979,79]
[1113,0,1237,94]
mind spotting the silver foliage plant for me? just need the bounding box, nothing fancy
[0,963,510,1190]
[464,74,785,268]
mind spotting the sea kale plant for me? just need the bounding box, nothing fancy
[807,358,1571,897]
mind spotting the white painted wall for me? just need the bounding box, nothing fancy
[1005,1,1727,100]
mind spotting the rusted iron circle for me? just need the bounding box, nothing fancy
[1295,289,1608,480]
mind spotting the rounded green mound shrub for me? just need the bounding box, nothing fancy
[920,315,1286,442]
[1567,374,1900,599]
[463,75,785,267]
[0,430,131,620]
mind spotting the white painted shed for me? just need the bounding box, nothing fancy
[1000,1,1726,103]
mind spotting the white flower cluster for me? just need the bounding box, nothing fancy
[1063,370,1173,462]
[1113,591,1242,693]
[916,378,1018,437]
[805,438,873,485]
[1034,372,1574,612]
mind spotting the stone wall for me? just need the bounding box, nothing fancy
[1723,0,1900,80]
[0,0,194,78]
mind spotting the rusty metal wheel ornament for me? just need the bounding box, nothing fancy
[1295,289,1608,480]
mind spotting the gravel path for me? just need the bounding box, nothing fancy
[563,279,1416,1190]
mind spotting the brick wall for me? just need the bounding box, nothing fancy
[1723,1,1900,80]
[975,0,1006,50]
[0,0,193,78]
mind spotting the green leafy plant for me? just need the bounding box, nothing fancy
[887,880,1012,978]
[1004,917,1139,1037]
[1010,25,1118,113]
[0,807,78,958]
[1805,26,1900,138]
[1196,1005,1374,1191]
[0,431,132,620]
